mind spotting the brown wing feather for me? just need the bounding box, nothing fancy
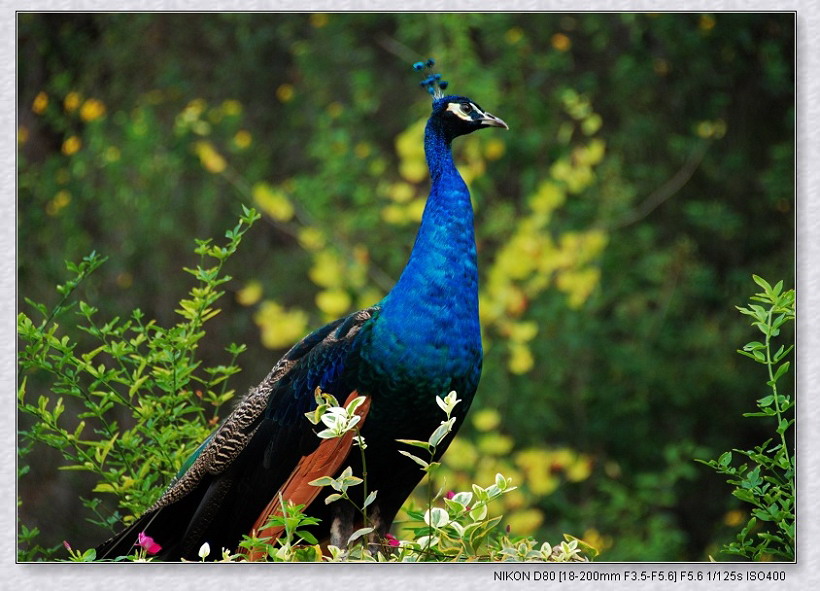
[243,391,371,560]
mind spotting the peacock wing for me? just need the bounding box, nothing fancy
[97,306,379,560]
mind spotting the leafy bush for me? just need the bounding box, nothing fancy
[698,276,795,561]
[18,208,260,560]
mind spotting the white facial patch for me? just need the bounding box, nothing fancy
[446,101,482,122]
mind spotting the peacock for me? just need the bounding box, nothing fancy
[97,59,508,561]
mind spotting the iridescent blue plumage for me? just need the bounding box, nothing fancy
[97,69,507,561]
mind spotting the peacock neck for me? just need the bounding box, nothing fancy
[380,118,480,334]
[358,115,482,401]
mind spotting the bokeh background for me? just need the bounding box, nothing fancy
[18,12,794,561]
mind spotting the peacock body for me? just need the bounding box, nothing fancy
[97,65,507,561]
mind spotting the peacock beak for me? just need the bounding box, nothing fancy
[480,111,509,130]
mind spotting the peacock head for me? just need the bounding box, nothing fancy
[430,95,508,139]
[414,58,508,140]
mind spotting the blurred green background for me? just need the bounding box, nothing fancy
[18,12,794,561]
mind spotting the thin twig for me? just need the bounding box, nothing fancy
[604,140,710,231]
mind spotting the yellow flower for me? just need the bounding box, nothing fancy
[316,289,352,317]
[724,509,745,527]
[254,301,309,349]
[505,509,544,536]
[396,119,427,183]
[252,182,294,222]
[64,91,81,112]
[310,13,329,28]
[61,136,82,156]
[233,130,252,149]
[45,190,71,216]
[399,160,426,184]
[529,181,566,215]
[582,528,611,552]
[477,433,514,456]
[696,120,715,138]
[551,33,572,52]
[507,321,538,343]
[387,182,415,204]
[298,226,327,251]
[508,342,534,374]
[441,437,478,471]
[276,84,295,103]
[194,141,227,173]
[504,27,524,45]
[80,98,106,121]
[236,280,263,306]
[581,113,603,136]
[221,99,242,116]
[557,267,601,309]
[484,137,506,161]
[381,204,408,225]
[472,408,501,432]
[32,91,48,114]
[309,251,344,288]
[406,198,426,222]
[565,455,592,482]
[699,14,716,32]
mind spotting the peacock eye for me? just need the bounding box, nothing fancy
[460,103,473,114]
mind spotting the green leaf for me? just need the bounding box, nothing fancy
[468,503,488,522]
[308,476,335,487]
[398,449,429,468]
[774,344,794,362]
[424,507,450,528]
[776,418,793,435]
[396,438,431,451]
[295,530,319,545]
[732,488,755,503]
[718,451,733,467]
[428,417,456,448]
[772,361,790,383]
[344,395,367,416]
[757,395,774,408]
[752,274,773,295]
[347,527,374,545]
[363,490,378,508]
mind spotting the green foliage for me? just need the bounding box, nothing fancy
[697,276,795,561]
[17,208,260,558]
[237,498,323,562]
[19,13,793,559]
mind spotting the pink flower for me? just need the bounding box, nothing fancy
[445,491,455,500]
[385,533,400,547]
[136,532,162,555]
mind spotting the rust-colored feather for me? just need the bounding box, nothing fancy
[243,391,371,559]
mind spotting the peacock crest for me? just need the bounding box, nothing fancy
[414,57,449,99]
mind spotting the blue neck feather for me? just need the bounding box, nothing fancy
[365,115,482,385]
[390,117,477,306]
